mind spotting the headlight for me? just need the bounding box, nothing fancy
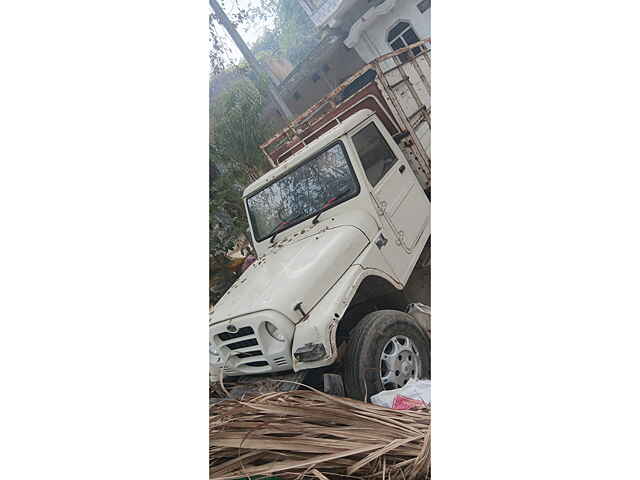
[265,321,285,342]
[294,342,327,362]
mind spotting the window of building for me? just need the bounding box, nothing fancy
[387,21,423,61]
[293,91,301,101]
[312,73,321,83]
[417,0,431,14]
[338,69,377,103]
[352,123,398,187]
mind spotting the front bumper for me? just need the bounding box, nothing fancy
[210,311,294,376]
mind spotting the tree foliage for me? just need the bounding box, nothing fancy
[208,1,320,304]
[252,0,320,66]
[211,78,272,180]
[209,0,268,75]
[210,79,271,257]
[210,0,320,74]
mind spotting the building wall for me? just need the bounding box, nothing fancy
[285,45,365,116]
[299,0,358,28]
[259,42,366,143]
[345,0,430,63]
[261,102,289,135]
[264,57,294,83]
[262,0,431,138]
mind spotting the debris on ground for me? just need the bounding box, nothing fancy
[210,372,307,402]
[370,379,431,410]
[210,389,430,479]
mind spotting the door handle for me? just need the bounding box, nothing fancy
[399,165,406,174]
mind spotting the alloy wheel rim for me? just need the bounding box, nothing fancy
[379,335,421,390]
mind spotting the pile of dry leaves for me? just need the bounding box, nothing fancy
[210,388,430,479]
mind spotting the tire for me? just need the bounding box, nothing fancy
[343,309,430,401]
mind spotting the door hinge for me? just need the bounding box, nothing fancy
[377,199,387,216]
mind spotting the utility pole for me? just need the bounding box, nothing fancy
[210,0,294,121]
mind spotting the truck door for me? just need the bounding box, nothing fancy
[351,120,430,282]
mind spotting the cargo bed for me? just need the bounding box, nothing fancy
[260,39,431,189]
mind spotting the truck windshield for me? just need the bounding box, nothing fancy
[246,142,359,242]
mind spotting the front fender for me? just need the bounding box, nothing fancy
[291,254,402,371]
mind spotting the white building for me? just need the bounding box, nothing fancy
[298,0,430,62]
[260,0,430,131]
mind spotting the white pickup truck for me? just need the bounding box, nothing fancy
[210,41,431,400]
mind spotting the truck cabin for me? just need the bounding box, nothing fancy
[243,109,405,259]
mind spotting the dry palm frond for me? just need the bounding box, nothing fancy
[210,389,430,479]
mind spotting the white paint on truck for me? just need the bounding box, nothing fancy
[210,43,430,382]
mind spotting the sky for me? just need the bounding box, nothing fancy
[215,0,275,64]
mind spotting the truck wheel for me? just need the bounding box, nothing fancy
[343,309,430,401]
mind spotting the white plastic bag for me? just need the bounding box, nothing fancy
[370,379,431,410]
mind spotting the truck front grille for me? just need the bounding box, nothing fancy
[226,338,259,350]
[218,326,253,341]
[236,350,261,359]
[246,361,269,367]
[212,320,293,375]
[215,326,267,368]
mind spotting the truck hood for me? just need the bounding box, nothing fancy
[210,225,369,325]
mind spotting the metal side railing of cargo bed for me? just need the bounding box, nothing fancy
[260,39,431,187]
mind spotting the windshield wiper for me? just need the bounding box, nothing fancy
[312,189,352,225]
[269,212,305,243]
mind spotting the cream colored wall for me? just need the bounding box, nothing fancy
[350,0,430,63]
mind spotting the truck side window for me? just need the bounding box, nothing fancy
[352,123,398,187]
